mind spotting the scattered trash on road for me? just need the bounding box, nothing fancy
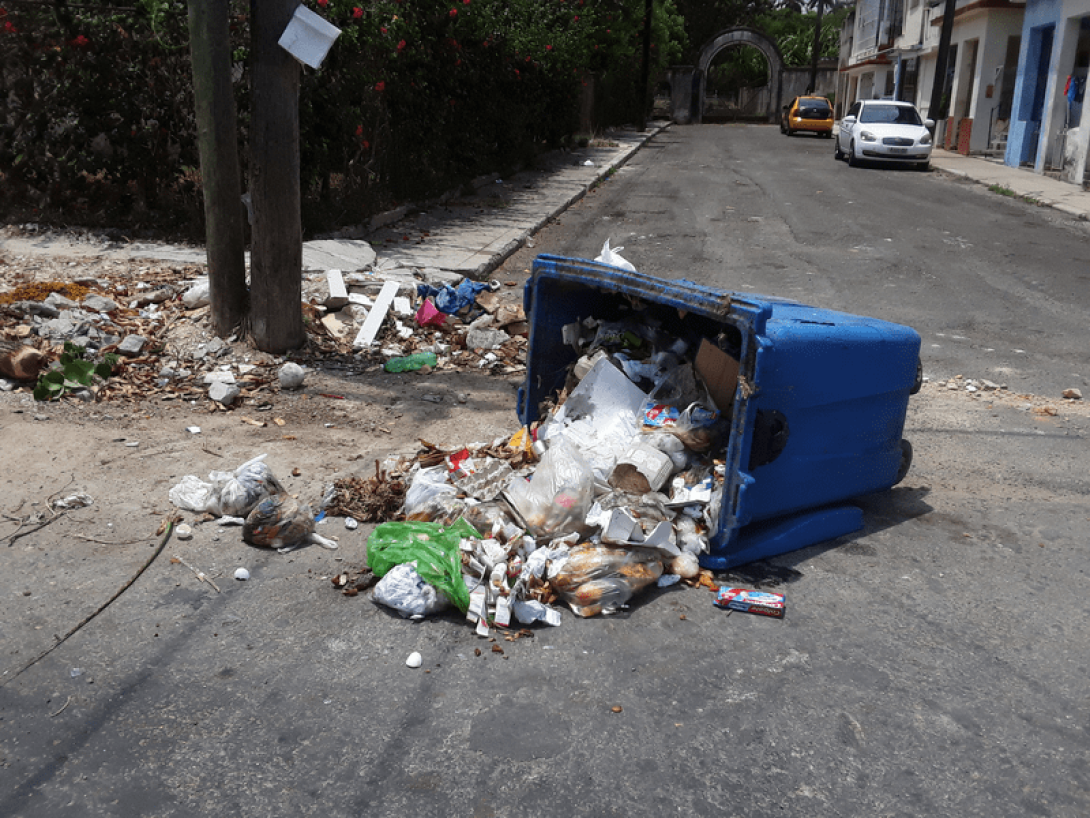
[713,588,786,618]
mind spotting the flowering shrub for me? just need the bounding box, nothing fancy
[0,0,685,237]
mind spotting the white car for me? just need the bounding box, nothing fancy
[835,100,934,170]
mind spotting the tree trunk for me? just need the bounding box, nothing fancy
[188,0,249,336]
[248,0,304,353]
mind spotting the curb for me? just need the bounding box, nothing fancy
[469,121,672,279]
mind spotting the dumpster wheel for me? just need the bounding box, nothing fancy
[894,439,913,485]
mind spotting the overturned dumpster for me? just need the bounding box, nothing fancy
[518,255,921,571]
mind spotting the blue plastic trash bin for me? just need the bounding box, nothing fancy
[518,255,921,570]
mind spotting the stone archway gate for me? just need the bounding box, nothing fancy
[690,27,785,125]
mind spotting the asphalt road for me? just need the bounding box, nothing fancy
[3,125,1090,818]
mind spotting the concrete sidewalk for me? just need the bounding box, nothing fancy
[929,148,1090,222]
[0,123,671,278]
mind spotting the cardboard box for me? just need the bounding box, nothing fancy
[694,339,740,413]
[714,587,785,618]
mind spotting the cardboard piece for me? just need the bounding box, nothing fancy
[694,339,740,413]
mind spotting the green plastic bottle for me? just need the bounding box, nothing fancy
[384,352,437,373]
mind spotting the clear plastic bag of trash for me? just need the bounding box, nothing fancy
[372,563,452,618]
[214,454,285,517]
[503,442,595,540]
[403,465,458,519]
[550,544,664,617]
[169,454,284,517]
[243,495,337,553]
[640,365,724,452]
[595,238,637,273]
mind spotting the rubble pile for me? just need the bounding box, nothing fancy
[0,259,531,402]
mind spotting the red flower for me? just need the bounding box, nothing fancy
[545,44,553,51]
[355,124,364,136]
[574,15,579,20]
[362,140,370,149]
[397,39,406,51]
[449,8,457,16]
[352,7,362,17]
[70,34,89,47]
[380,26,387,33]
[375,81,385,91]
[316,0,328,7]
[3,20,16,33]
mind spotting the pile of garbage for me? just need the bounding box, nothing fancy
[327,278,744,630]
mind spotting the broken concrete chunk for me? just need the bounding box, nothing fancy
[208,381,241,406]
[83,294,119,313]
[1063,388,1083,400]
[324,269,349,310]
[347,292,373,307]
[320,313,350,339]
[203,371,237,385]
[339,304,368,322]
[8,300,60,319]
[117,334,147,357]
[133,286,175,308]
[44,292,80,311]
[465,327,509,351]
[198,337,228,359]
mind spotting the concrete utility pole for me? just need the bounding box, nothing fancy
[187,0,248,336]
[249,0,304,353]
[808,0,825,94]
[928,0,957,127]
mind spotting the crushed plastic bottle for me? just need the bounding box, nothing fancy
[384,352,437,373]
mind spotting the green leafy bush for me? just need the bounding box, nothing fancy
[33,342,120,402]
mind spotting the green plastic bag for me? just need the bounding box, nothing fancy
[366,518,479,613]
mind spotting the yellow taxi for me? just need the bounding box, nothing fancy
[780,96,834,137]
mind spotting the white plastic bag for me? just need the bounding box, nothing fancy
[595,238,636,272]
[372,563,451,618]
[168,474,218,513]
[182,279,210,309]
